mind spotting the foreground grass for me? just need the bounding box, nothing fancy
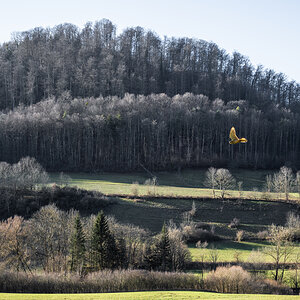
[0,291,297,300]
[49,170,299,202]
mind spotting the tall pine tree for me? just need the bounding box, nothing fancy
[144,223,172,271]
[156,223,172,271]
[70,214,86,274]
[91,211,119,270]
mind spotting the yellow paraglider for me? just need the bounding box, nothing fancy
[229,127,247,144]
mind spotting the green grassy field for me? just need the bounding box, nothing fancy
[49,169,299,201]
[189,241,270,262]
[189,240,300,264]
[0,291,297,300]
[49,169,300,262]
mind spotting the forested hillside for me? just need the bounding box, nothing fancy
[0,93,299,171]
[0,19,299,112]
[0,19,299,171]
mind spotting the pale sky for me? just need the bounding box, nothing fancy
[1,0,300,82]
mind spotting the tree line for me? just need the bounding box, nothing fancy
[205,166,300,201]
[0,197,297,294]
[0,93,299,171]
[0,19,299,112]
[0,204,190,274]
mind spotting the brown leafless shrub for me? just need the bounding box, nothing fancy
[182,225,218,243]
[0,269,200,293]
[196,240,208,249]
[256,230,269,240]
[236,230,244,242]
[286,211,300,241]
[131,181,139,197]
[144,177,158,196]
[256,278,292,295]
[205,266,251,293]
[205,266,291,294]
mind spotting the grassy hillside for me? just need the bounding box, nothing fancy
[49,169,299,201]
[94,195,296,236]
[189,240,270,262]
[189,240,300,265]
[47,169,300,265]
[48,170,299,240]
[0,291,297,300]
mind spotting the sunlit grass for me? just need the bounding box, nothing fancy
[0,291,297,300]
[189,241,270,262]
[49,170,300,202]
[189,240,300,263]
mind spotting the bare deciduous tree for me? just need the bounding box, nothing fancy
[215,168,236,200]
[272,166,294,201]
[263,224,293,281]
[28,204,73,272]
[205,167,217,198]
[296,171,300,200]
[167,221,191,271]
[0,157,49,191]
[0,216,31,273]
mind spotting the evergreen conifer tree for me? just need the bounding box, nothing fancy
[144,223,172,271]
[70,214,86,274]
[156,223,172,271]
[91,211,119,270]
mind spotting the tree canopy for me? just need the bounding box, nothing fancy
[0,93,299,171]
[0,19,299,112]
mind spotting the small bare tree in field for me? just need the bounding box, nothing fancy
[247,250,266,277]
[236,230,244,242]
[190,201,197,218]
[265,174,272,193]
[205,167,217,198]
[144,177,158,196]
[238,181,243,199]
[209,247,219,266]
[131,181,139,196]
[205,167,235,200]
[285,211,300,241]
[215,168,236,200]
[196,240,208,279]
[296,171,300,200]
[263,224,293,282]
[272,166,294,201]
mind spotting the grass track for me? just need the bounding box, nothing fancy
[0,291,297,300]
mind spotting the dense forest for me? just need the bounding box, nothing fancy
[0,19,299,171]
[0,93,299,171]
[0,19,299,112]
